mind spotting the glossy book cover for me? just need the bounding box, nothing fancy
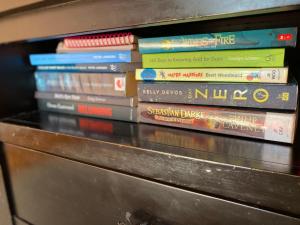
[136,68,288,83]
[138,103,296,143]
[138,80,298,110]
[139,27,297,53]
[34,71,137,97]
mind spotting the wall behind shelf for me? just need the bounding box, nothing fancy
[0,40,57,118]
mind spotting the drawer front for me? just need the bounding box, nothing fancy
[0,162,12,225]
[4,143,299,225]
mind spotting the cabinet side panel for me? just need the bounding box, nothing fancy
[0,163,12,225]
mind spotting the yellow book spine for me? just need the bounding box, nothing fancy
[135,68,288,83]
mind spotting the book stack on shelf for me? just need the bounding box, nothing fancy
[30,32,141,122]
[137,27,298,143]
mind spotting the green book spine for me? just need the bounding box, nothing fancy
[142,48,285,68]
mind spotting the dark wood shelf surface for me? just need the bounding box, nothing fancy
[0,1,299,224]
[3,143,300,225]
[0,111,299,217]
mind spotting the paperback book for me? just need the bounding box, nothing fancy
[35,91,138,107]
[138,27,297,53]
[64,32,137,48]
[138,103,296,143]
[38,99,138,122]
[138,80,298,110]
[136,68,289,83]
[38,63,142,73]
[56,42,137,53]
[30,51,141,65]
[35,71,137,97]
[142,49,285,68]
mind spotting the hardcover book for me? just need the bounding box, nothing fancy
[138,27,297,53]
[38,99,138,122]
[30,51,141,65]
[142,48,285,68]
[35,91,138,107]
[138,80,298,110]
[35,71,137,97]
[136,68,288,83]
[37,62,142,73]
[138,103,296,143]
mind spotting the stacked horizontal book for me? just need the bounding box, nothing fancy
[30,32,141,122]
[137,27,298,143]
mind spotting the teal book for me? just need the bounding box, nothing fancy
[139,27,297,53]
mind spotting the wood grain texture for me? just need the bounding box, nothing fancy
[4,144,300,225]
[0,112,299,217]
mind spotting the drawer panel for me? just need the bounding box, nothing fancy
[4,143,300,225]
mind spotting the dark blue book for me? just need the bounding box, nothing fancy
[138,79,298,110]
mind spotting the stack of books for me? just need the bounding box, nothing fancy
[136,27,298,143]
[30,32,141,122]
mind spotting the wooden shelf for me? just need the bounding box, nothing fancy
[0,2,300,224]
[1,111,300,218]
[0,0,299,43]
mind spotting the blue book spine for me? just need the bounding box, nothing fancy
[29,51,133,65]
[138,27,297,53]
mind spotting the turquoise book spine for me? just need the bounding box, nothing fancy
[139,27,297,53]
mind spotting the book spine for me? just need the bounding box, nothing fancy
[136,68,288,83]
[138,27,297,53]
[57,42,137,53]
[138,81,298,110]
[138,103,296,143]
[35,72,136,97]
[35,92,138,107]
[30,51,136,65]
[64,32,136,48]
[142,49,285,68]
[37,63,142,73]
[38,99,138,122]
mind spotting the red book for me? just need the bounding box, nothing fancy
[64,32,137,48]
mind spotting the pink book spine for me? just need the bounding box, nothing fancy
[64,32,135,48]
